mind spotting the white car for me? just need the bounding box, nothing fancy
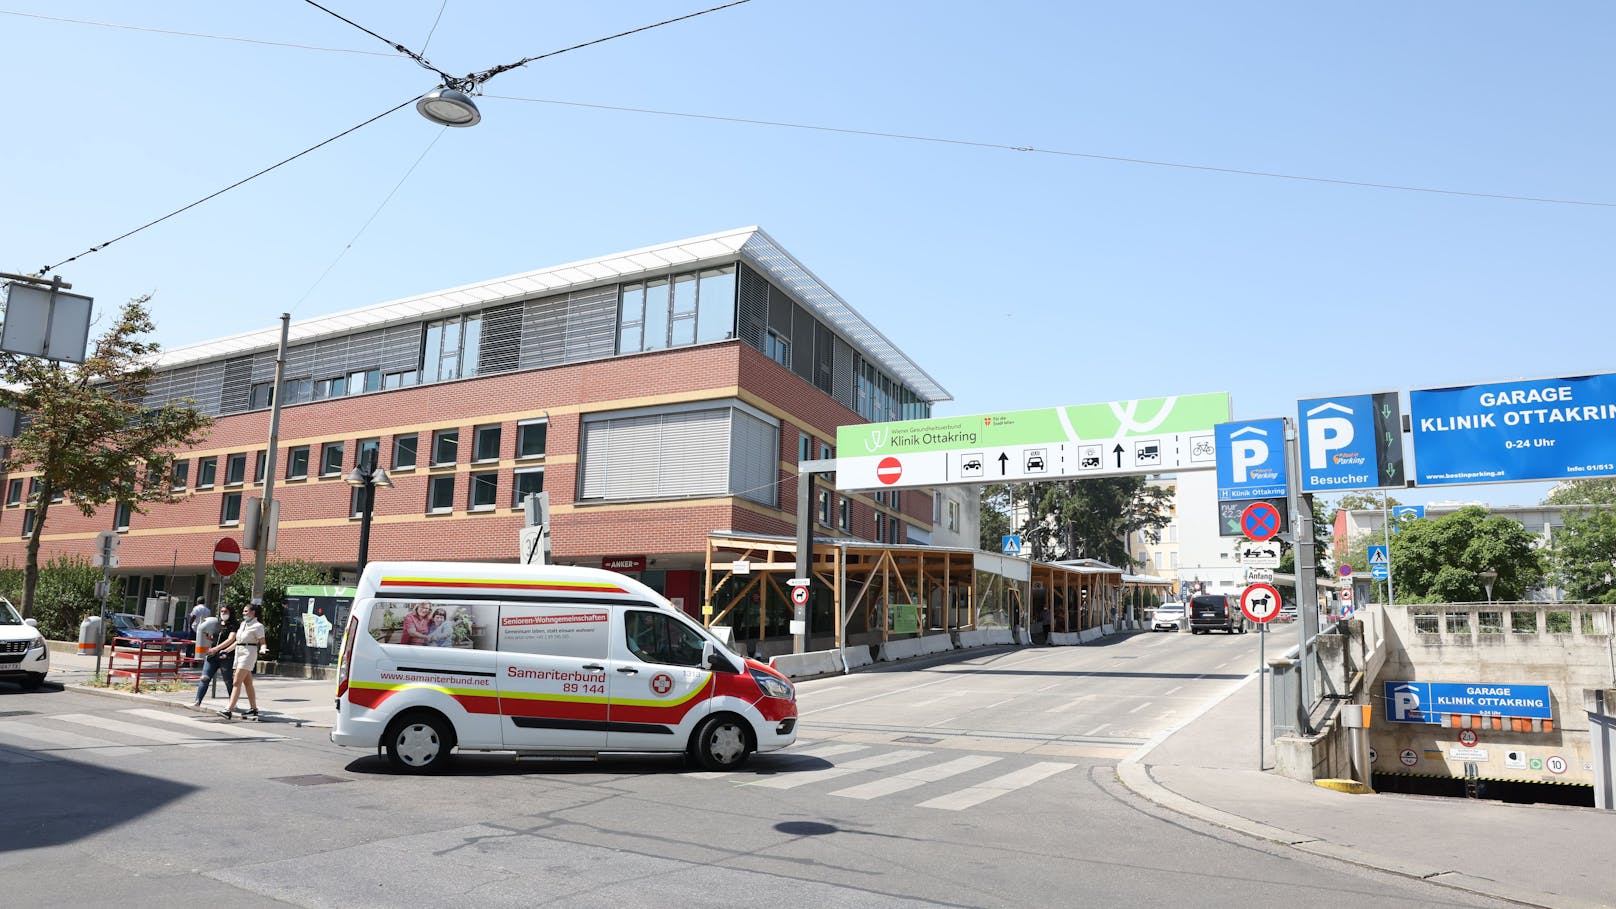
[1151,604,1186,631]
[0,598,49,690]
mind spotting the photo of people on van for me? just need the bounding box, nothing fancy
[367,600,495,649]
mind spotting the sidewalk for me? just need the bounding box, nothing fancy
[1119,673,1614,909]
[47,646,338,728]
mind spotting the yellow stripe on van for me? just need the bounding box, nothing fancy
[378,576,626,594]
[349,680,496,700]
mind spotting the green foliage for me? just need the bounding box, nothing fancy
[1389,506,1542,603]
[219,558,330,650]
[1276,498,1330,577]
[981,477,1171,568]
[23,555,121,641]
[1550,507,1616,603]
[1544,478,1616,506]
[1333,492,1402,511]
[0,297,211,617]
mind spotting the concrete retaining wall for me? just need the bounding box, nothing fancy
[878,634,955,662]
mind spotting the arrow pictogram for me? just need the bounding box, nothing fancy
[1112,444,1125,468]
[998,452,1009,475]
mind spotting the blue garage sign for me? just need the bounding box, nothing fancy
[1297,392,1405,493]
[1214,419,1288,501]
[1408,373,1616,486]
[1384,681,1553,724]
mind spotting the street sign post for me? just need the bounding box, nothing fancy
[1238,540,1281,568]
[212,537,242,578]
[1297,391,1405,492]
[1214,419,1288,501]
[834,392,1230,490]
[1408,373,1616,485]
[1240,580,1283,772]
[1369,545,1389,581]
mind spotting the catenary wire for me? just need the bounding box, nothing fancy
[419,0,449,54]
[484,94,1616,209]
[299,0,455,81]
[0,8,399,57]
[37,96,421,276]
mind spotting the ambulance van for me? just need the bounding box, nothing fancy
[332,562,798,772]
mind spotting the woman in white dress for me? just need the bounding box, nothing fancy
[215,603,267,720]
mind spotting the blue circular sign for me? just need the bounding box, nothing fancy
[1241,501,1281,542]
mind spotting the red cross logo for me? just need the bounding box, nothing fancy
[650,672,674,696]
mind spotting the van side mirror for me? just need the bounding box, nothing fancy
[702,641,738,674]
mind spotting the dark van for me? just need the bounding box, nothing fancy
[1189,595,1246,634]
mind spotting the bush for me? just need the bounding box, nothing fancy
[29,555,122,641]
[218,558,330,651]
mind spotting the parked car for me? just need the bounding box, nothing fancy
[1151,603,1185,631]
[1189,594,1246,634]
[0,597,49,690]
[109,613,170,643]
[1277,602,1299,623]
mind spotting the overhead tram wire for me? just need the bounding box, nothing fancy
[0,9,399,57]
[37,96,421,276]
[484,95,1616,210]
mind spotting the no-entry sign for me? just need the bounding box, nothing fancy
[213,537,242,577]
[876,456,903,485]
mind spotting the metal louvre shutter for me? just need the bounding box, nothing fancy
[767,283,793,336]
[520,293,569,369]
[580,408,729,501]
[563,287,617,362]
[729,408,779,507]
[814,322,834,394]
[790,303,815,382]
[345,328,386,372]
[831,337,855,410]
[219,357,252,414]
[381,323,423,371]
[737,264,768,351]
[478,303,522,374]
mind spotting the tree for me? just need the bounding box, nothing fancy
[1389,506,1543,603]
[1544,478,1616,507]
[1550,507,1616,603]
[0,298,211,618]
[977,484,1014,552]
[1277,497,1330,577]
[981,477,1171,568]
[1333,492,1402,511]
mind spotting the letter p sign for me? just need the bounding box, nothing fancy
[1387,683,1424,723]
[1305,402,1355,470]
[1231,437,1268,483]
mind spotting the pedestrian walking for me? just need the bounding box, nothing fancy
[192,605,236,708]
[187,600,211,634]
[215,604,266,720]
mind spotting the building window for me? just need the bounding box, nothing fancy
[422,313,481,384]
[817,488,830,525]
[517,419,547,459]
[798,433,810,463]
[312,376,345,400]
[283,377,313,404]
[253,450,266,484]
[357,437,380,471]
[947,500,960,533]
[249,382,274,410]
[427,475,455,513]
[617,265,737,354]
[170,460,189,491]
[512,468,544,508]
[384,369,417,389]
[286,446,310,480]
[197,457,217,488]
[578,402,777,506]
[765,330,790,368]
[838,498,850,532]
[393,434,418,471]
[821,442,834,459]
[220,492,242,526]
[473,424,501,462]
[4,478,21,506]
[432,428,458,466]
[321,442,345,477]
[891,516,903,544]
[468,471,497,511]
[21,508,35,537]
[114,501,132,532]
[225,453,247,486]
[346,368,381,396]
[349,486,364,518]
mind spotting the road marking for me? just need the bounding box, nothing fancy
[748,749,931,790]
[801,676,956,715]
[53,714,227,748]
[909,691,965,708]
[0,721,147,757]
[686,742,867,780]
[923,715,960,728]
[1046,695,1092,713]
[1084,724,1107,735]
[121,708,283,740]
[978,697,1017,712]
[917,762,1074,811]
[829,755,1002,800]
[1164,686,1182,696]
[1128,702,1151,715]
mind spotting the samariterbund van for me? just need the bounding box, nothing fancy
[332,562,798,772]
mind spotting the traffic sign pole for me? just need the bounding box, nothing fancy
[1284,417,1318,734]
[1381,491,1396,607]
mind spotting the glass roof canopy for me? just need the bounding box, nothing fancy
[155,227,951,403]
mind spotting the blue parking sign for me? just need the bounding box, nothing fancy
[1297,392,1405,492]
[1214,419,1288,501]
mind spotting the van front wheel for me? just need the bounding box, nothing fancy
[691,715,751,771]
[385,712,454,773]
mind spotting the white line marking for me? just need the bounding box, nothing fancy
[1084,724,1108,736]
[53,714,227,748]
[909,691,965,708]
[830,755,1002,800]
[0,721,147,757]
[924,715,961,728]
[120,708,284,739]
[1164,686,1182,695]
[685,742,868,780]
[917,762,1075,811]
[748,749,931,790]
[1046,695,1092,713]
[801,676,956,715]
[1128,702,1151,715]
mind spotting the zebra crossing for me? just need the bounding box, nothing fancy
[0,707,282,762]
[690,740,1078,811]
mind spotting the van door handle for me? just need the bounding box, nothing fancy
[616,666,639,674]
[582,663,604,671]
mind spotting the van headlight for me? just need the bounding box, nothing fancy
[749,668,794,700]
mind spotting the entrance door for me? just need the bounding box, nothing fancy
[497,602,612,751]
[606,608,713,753]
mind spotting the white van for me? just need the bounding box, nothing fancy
[331,562,798,772]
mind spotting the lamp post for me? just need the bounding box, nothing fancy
[1477,568,1498,605]
[345,449,391,578]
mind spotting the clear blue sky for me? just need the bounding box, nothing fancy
[4,2,1610,508]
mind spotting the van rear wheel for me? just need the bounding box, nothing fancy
[385,712,454,773]
[691,715,751,771]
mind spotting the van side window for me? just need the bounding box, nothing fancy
[624,610,705,667]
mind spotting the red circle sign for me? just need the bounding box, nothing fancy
[1458,729,1478,748]
[1240,501,1281,542]
[791,585,809,606]
[212,536,242,577]
[877,456,903,485]
[1240,583,1283,623]
[650,672,674,696]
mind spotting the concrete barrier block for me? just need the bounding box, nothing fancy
[920,635,955,656]
[769,650,841,680]
[841,646,875,670]
[1050,631,1081,646]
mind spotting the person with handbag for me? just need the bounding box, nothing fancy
[214,604,267,720]
[192,604,237,708]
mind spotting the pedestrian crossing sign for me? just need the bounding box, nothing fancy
[1368,545,1389,565]
[1001,535,1023,556]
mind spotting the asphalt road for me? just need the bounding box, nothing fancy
[1,631,1510,908]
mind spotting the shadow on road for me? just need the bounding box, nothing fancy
[0,754,197,853]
